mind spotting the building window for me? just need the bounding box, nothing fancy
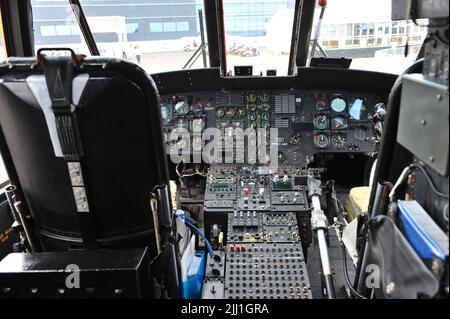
[55,25,72,36]
[149,21,190,33]
[163,22,176,32]
[176,21,190,32]
[149,22,163,33]
[71,25,80,35]
[40,25,56,36]
[126,23,140,34]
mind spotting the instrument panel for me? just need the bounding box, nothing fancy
[160,90,386,166]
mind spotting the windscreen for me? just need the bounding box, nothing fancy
[0,11,8,185]
[30,0,209,74]
[311,0,428,74]
[223,0,296,76]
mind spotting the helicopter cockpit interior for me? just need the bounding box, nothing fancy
[0,0,448,307]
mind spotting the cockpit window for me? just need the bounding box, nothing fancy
[31,1,87,55]
[0,11,8,185]
[30,0,209,74]
[223,0,296,76]
[0,11,5,62]
[311,0,428,74]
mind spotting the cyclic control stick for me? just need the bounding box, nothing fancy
[308,175,336,299]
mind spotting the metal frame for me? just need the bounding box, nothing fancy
[0,0,34,197]
[182,9,208,70]
[1,0,318,76]
[203,0,228,75]
[295,0,316,70]
[204,0,221,70]
[288,0,302,75]
[0,0,34,57]
[68,0,99,56]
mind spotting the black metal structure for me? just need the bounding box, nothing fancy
[295,0,315,68]
[0,0,34,57]
[0,56,170,252]
[68,0,100,56]
[203,0,227,75]
[288,0,302,75]
[204,0,221,70]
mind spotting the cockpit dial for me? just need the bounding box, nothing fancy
[332,132,347,149]
[289,133,301,145]
[238,107,247,118]
[313,132,330,149]
[259,93,269,103]
[246,92,257,103]
[331,97,346,113]
[191,101,203,114]
[216,108,225,118]
[313,114,329,130]
[174,100,190,115]
[331,115,348,130]
[225,108,236,119]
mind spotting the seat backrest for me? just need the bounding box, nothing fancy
[0,55,169,253]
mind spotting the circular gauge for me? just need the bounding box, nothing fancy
[261,103,271,111]
[354,126,368,141]
[375,102,386,115]
[248,120,257,129]
[315,99,328,111]
[314,132,330,149]
[225,108,236,118]
[313,114,329,130]
[290,133,301,145]
[349,98,368,120]
[248,113,257,121]
[261,121,269,128]
[331,115,348,130]
[247,103,257,112]
[260,112,269,121]
[246,92,257,103]
[260,93,269,103]
[277,151,287,163]
[331,97,346,113]
[332,133,347,149]
[191,101,203,114]
[160,104,171,125]
[215,108,225,118]
[174,100,189,115]
[238,108,247,118]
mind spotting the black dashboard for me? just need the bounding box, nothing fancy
[154,67,394,166]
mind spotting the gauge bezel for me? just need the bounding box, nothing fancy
[225,108,236,118]
[313,113,330,130]
[174,100,190,115]
[315,99,328,112]
[332,132,347,150]
[348,98,370,121]
[330,97,347,113]
[331,115,348,130]
[215,107,225,118]
[237,107,247,118]
[353,125,369,141]
[246,92,257,103]
[313,131,330,149]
